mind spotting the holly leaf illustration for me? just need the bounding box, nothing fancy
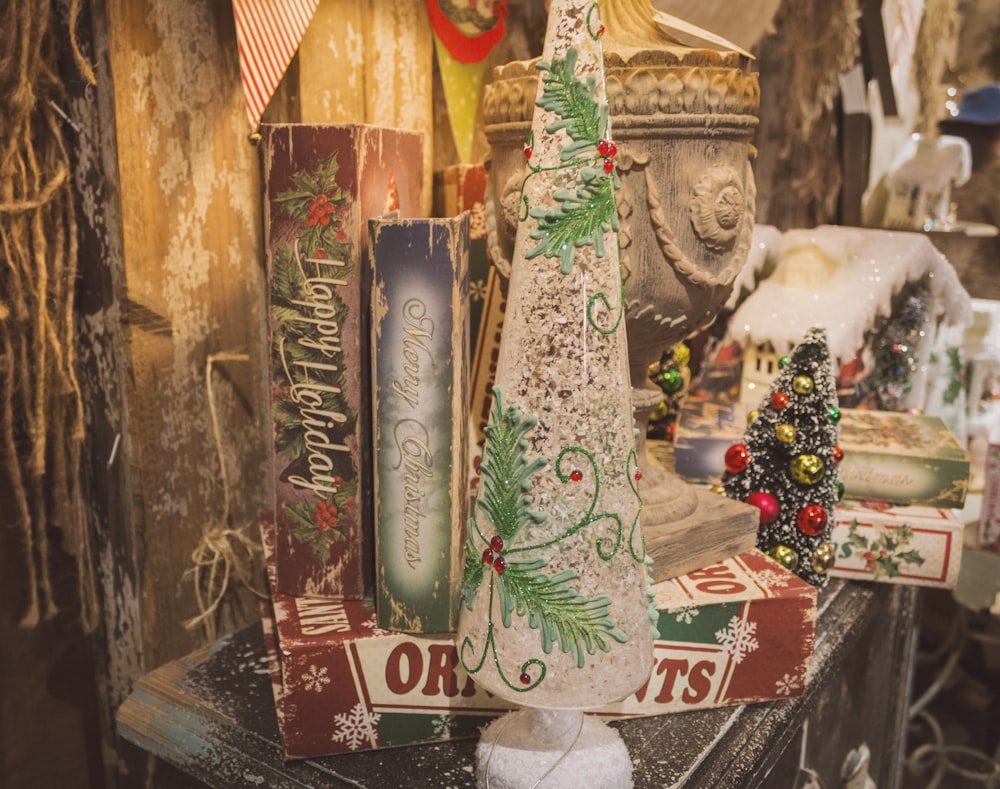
[476,388,548,543]
[496,557,627,668]
[527,169,618,274]
[873,557,899,578]
[897,550,925,567]
[846,519,869,551]
[285,499,347,562]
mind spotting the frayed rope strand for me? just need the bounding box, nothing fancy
[182,353,267,643]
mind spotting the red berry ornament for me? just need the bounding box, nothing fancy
[603,158,614,174]
[490,535,504,552]
[482,548,494,565]
[746,491,780,524]
[570,469,583,482]
[832,445,844,463]
[493,556,507,574]
[598,139,610,156]
[725,443,750,474]
[524,145,532,160]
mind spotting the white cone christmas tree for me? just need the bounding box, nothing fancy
[456,0,656,716]
[722,326,844,587]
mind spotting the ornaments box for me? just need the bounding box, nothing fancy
[261,546,815,759]
[827,501,964,588]
[261,124,423,599]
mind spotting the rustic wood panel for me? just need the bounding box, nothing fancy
[102,0,270,672]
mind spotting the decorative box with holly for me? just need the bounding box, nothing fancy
[826,500,964,588]
[262,537,816,759]
[261,124,423,599]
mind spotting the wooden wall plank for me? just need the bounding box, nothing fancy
[103,0,270,670]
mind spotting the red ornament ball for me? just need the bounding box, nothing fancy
[520,672,532,685]
[725,443,750,473]
[746,491,780,525]
[796,504,828,536]
[832,445,844,463]
[490,535,504,552]
[771,391,789,410]
[570,469,584,482]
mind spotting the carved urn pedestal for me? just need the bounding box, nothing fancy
[483,0,762,580]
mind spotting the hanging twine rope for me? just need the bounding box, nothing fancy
[0,0,97,629]
[182,352,267,643]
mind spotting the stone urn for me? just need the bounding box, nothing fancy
[482,0,760,566]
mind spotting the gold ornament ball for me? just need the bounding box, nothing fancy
[789,453,825,485]
[746,409,759,426]
[775,423,797,443]
[768,544,799,571]
[792,375,814,395]
[811,543,836,573]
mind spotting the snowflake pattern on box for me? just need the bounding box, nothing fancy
[361,616,392,637]
[775,671,805,696]
[715,615,760,664]
[753,569,794,591]
[302,664,331,693]
[331,702,381,751]
[669,605,700,625]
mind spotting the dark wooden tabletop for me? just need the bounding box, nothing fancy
[117,579,919,788]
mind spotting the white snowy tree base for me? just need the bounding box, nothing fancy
[475,709,633,789]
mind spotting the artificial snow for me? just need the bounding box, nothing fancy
[726,225,972,367]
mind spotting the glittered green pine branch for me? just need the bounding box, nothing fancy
[535,47,603,158]
[527,169,618,274]
[475,389,548,543]
[496,557,627,668]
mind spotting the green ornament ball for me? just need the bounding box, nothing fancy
[778,355,790,369]
[789,453,825,485]
[658,367,684,394]
[828,405,842,424]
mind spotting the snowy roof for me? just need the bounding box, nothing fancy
[726,225,973,366]
[725,224,782,310]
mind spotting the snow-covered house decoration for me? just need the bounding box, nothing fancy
[723,225,972,412]
[864,134,972,231]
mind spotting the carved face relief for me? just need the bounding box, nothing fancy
[690,164,745,253]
